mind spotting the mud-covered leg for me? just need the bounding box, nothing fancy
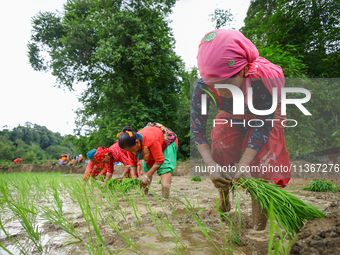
[218,185,231,212]
[251,195,268,230]
[210,174,232,212]
[141,175,152,195]
[160,172,171,199]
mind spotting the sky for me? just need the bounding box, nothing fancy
[0,0,250,136]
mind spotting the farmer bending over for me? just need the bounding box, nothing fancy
[192,29,291,230]
[118,123,178,199]
[83,145,130,186]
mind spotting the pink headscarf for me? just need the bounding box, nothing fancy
[197,29,285,97]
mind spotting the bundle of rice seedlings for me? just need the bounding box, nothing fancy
[119,178,141,193]
[190,176,202,182]
[105,178,120,190]
[302,180,340,193]
[236,178,324,238]
[105,178,141,193]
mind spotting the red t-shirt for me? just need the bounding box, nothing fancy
[127,127,178,168]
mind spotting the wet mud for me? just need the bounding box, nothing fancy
[1,162,340,254]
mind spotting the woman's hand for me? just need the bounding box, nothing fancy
[233,164,252,181]
[207,160,232,188]
[141,174,150,186]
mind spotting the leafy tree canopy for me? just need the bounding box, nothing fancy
[28,0,191,159]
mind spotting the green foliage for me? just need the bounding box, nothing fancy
[0,124,79,162]
[210,1,340,155]
[290,152,319,163]
[105,178,141,193]
[28,0,189,158]
[23,151,37,164]
[190,176,202,182]
[0,142,14,161]
[302,180,340,193]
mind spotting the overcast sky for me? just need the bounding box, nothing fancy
[0,0,250,136]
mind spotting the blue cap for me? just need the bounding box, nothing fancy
[86,149,97,160]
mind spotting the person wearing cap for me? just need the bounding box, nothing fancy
[192,29,291,230]
[79,154,85,163]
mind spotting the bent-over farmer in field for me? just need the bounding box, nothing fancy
[83,144,131,187]
[192,29,291,230]
[118,123,178,199]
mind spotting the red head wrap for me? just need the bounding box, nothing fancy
[94,147,108,162]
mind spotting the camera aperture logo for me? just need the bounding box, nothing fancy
[201,84,311,127]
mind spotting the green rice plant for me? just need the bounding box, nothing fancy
[97,175,105,182]
[51,183,63,216]
[104,178,120,190]
[236,178,324,238]
[148,188,186,248]
[2,187,43,252]
[268,201,297,255]
[87,197,113,255]
[40,205,82,245]
[120,178,142,193]
[302,180,340,192]
[0,209,28,254]
[171,191,229,255]
[124,187,141,227]
[190,176,202,182]
[105,178,141,193]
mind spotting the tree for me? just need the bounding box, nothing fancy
[0,123,79,162]
[0,143,14,161]
[23,150,37,163]
[28,0,187,154]
[241,0,340,78]
[240,0,340,154]
[210,0,340,154]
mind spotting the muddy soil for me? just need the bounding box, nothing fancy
[0,161,192,176]
[290,199,340,255]
[2,162,340,254]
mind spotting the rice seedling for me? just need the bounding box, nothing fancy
[120,178,142,193]
[51,183,63,216]
[302,180,340,192]
[148,188,186,248]
[171,191,232,255]
[235,178,325,238]
[0,211,29,255]
[190,176,202,182]
[40,205,83,245]
[1,186,43,252]
[267,202,297,255]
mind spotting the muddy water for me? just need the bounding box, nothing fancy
[2,176,339,255]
